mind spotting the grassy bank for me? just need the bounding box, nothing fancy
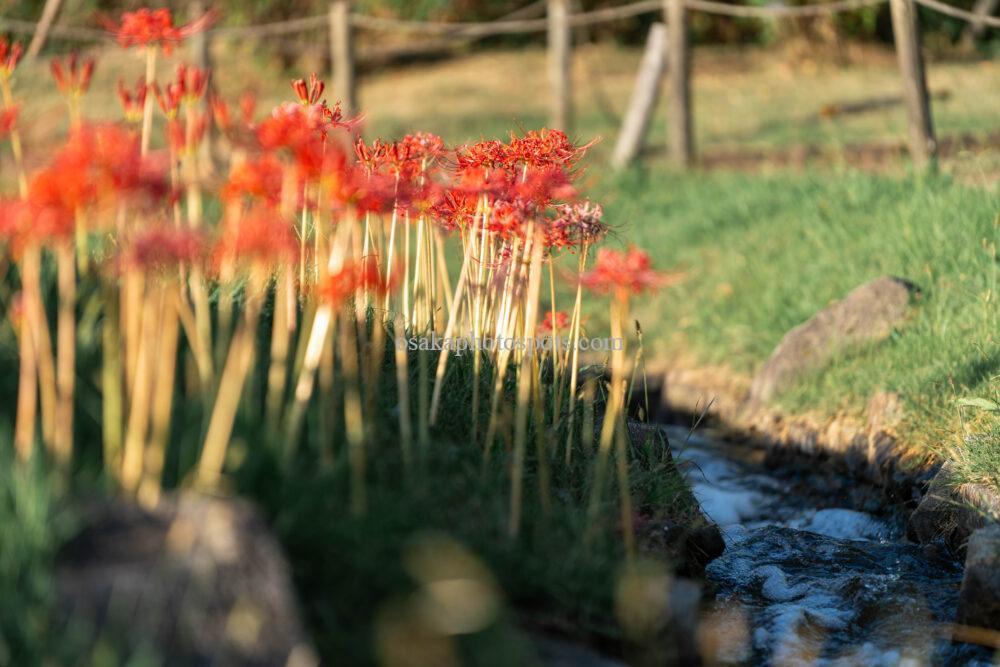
[589,167,998,489]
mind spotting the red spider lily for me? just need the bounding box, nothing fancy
[550,200,607,248]
[210,91,257,140]
[454,165,512,197]
[507,129,595,170]
[222,154,284,205]
[166,112,208,155]
[103,8,214,55]
[0,199,33,252]
[379,140,419,180]
[430,188,477,233]
[174,64,210,103]
[456,139,507,171]
[324,166,397,216]
[318,256,398,306]
[537,310,571,335]
[38,124,170,218]
[215,204,296,268]
[490,199,536,239]
[401,132,446,168]
[239,92,258,125]
[257,102,325,152]
[0,39,22,79]
[580,247,672,296]
[354,137,387,173]
[291,73,324,106]
[0,106,18,139]
[50,54,96,96]
[511,166,575,206]
[400,180,446,220]
[26,167,82,240]
[127,226,205,272]
[321,100,361,133]
[152,82,184,119]
[117,78,149,123]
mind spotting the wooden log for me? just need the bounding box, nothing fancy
[664,0,692,167]
[960,0,999,47]
[329,0,357,114]
[25,0,64,59]
[611,23,668,170]
[889,0,936,167]
[548,0,573,133]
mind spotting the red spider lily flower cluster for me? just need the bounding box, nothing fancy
[103,8,214,55]
[222,154,284,206]
[319,257,399,306]
[537,310,571,335]
[548,201,607,249]
[214,203,297,270]
[580,247,670,296]
[0,5,684,539]
[0,38,22,79]
[17,124,167,243]
[50,54,96,97]
[0,107,17,139]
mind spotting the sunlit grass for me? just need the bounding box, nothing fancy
[593,166,999,486]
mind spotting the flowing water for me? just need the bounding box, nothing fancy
[664,426,998,666]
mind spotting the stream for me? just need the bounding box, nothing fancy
[664,425,997,666]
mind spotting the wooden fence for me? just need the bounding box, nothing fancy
[3,0,998,169]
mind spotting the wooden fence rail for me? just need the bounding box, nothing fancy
[4,0,997,169]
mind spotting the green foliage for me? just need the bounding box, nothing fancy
[0,443,58,665]
[595,167,998,487]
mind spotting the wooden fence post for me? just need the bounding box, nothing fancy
[548,0,573,133]
[26,0,64,59]
[330,0,357,114]
[611,23,667,170]
[664,0,692,167]
[889,0,936,166]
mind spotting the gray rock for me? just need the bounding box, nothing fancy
[750,277,919,401]
[908,462,1000,555]
[56,493,317,667]
[957,524,1000,631]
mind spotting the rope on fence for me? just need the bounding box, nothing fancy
[0,17,107,41]
[0,0,993,43]
[208,15,327,38]
[912,0,1000,26]
[685,0,887,18]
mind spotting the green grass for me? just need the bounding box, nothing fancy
[584,166,999,488]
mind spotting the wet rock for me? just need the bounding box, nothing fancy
[749,277,918,402]
[56,493,317,666]
[908,462,1000,555]
[957,524,1000,631]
